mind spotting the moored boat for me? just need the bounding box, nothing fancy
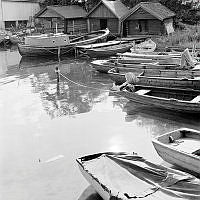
[18,29,110,57]
[130,38,157,53]
[137,69,200,90]
[152,128,200,174]
[114,84,200,113]
[86,42,133,58]
[90,59,160,73]
[77,152,200,200]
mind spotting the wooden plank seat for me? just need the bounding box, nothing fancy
[135,89,151,95]
[191,95,200,103]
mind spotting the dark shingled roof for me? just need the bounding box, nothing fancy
[122,2,175,21]
[35,5,87,19]
[87,0,129,19]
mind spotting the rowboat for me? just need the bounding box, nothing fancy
[152,128,200,174]
[118,52,178,60]
[77,152,200,200]
[131,38,156,53]
[115,84,200,113]
[86,42,132,58]
[90,59,160,73]
[76,40,126,50]
[137,69,200,90]
[18,29,110,57]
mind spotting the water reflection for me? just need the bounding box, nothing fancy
[18,56,116,119]
[0,48,21,75]
[123,101,200,137]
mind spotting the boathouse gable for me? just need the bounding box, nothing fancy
[35,5,87,34]
[87,0,129,35]
[122,2,175,36]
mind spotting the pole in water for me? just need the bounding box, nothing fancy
[55,66,60,83]
[55,66,60,95]
[58,46,61,63]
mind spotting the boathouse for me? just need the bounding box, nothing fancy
[0,0,41,30]
[35,5,87,34]
[121,2,175,36]
[86,0,129,35]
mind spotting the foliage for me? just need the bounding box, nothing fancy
[154,25,200,49]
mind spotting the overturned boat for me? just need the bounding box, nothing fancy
[18,29,110,57]
[77,152,200,200]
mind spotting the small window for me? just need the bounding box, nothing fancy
[5,21,16,29]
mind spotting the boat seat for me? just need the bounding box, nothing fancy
[191,95,200,103]
[135,89,151,95]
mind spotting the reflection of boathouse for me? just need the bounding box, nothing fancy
[86,0,129,35]
[35,5,87,34]
[121,2,175,36]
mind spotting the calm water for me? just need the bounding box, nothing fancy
[0,48,200,200]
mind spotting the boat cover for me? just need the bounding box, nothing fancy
[80,152,200,199]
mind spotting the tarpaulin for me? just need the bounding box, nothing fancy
[81,152,200,199]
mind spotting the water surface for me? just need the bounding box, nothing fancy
[0,48,200,200]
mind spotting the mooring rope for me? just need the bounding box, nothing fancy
[59,71,110,91]
[57,71,125,98]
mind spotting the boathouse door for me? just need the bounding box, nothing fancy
[100,19,107,29]
[139,20,148,34]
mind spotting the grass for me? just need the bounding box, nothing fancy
[154,25,200,50]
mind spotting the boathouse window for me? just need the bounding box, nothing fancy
[100,19,107,29]
[5,21,16,29]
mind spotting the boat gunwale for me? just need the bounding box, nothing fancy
[152,128,200,162]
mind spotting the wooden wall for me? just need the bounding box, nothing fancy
[126,7,157,20]
[107,19,118,34]
[66,19,87,34]
[126,19,165,35]
[89,19,100,31]
[88,3,116,18]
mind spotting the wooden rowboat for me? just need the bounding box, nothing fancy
[18,29,110,57]
[137,69,200,90]
[86,42,132,58]
[115,85,200,113]
[91,59,178,74]
[152,128,200,174]
[77,152,200,200]
[118,52,176,60]
[109,67,200,85]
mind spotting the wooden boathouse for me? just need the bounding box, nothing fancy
[86,0,129,35]
[121,2,176,36]
[35,5,87,34]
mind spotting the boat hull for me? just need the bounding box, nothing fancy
[109,69,200,87]
[152,128,200,174]
[86,43,132,58]
[18,44,75,57]
[117,86,200,113]
[18,29,110,57]
[77,152,200,200]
